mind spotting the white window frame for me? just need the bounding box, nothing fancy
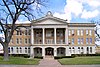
[89,30,92,36]
[86,30,89,35]
[81,30,83,36]
[77,30,80,36]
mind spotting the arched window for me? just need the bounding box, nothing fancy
[25,47,27,53]
[8,47,10,53]
[90,47,92,53]
[20,47,22,53]
[16,47,18,53]
[11,47,13,53]
[87,47,89,54]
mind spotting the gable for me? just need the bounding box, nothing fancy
[33,18,67,25]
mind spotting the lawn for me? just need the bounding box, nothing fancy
[58,56,100,65]
[0,56,40,65]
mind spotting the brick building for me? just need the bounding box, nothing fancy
[8,11,96,58]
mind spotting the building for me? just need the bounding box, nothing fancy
[8,11,96,58]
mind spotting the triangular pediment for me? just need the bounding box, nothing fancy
[31,11,68,25]
[34,18,67,25]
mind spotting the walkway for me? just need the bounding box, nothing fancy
[38,57,61,67]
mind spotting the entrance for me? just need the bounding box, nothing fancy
[45,47,54,56]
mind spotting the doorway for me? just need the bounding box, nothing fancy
[45,47,54,56]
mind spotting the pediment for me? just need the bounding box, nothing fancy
[32,17,67,25]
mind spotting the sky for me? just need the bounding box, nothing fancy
[15,0,100,23]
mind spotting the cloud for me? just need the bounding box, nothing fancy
[15,20,31,24]
[81,10,99,19]
[53,0,100,22]
[85,0,100,7]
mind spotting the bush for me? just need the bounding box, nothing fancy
[24,54,30,58]
[54,55,75,59]
[34,56,43,59]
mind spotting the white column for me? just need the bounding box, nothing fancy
[31,26,34,45]
[42,47,45,58]
[54,28,56,44]
[65,28,68,44]
[30,46,34,58]
[54,48,57,56]
[83,47,87,54]
[66,46,71,56]
[43,28,45,44]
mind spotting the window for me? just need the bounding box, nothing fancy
[28,30,31,35]
[77,30,80,36]
[16,47,19,53]
[16,38,19,44]
[81,30,83,36]
[25,47,27,53]
[86,30,88,35]
[90,47,92,53]
[78,38,80,44]
[81,38,84,44]
[17,31,19,35]
[20,38,22,44]
[11,47,13,53]
[89,30,92,36]
[20,30,22,35]
[46,31,52,37]
[86,38,89,44]
[25,38,27,44]
[72,38,74,44]
[28,38,31,44]
[72,30,74,35]
[90,38,92,44]
[8,47,10,53]
[68,30,71,36]
[25,30,27,35]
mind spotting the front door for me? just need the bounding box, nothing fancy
[45,48,54,55]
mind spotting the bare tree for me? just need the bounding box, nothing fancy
[91,20,100,46]
[0,0,47,61]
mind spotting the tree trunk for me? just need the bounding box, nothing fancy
[3,43,9,61]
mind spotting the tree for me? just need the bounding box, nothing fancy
[0,0,47,61]
[91,20,100,46]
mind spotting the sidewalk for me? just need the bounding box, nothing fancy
[38,58,61,67]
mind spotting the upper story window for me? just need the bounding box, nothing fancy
[86,30,89,36]
[28,38,31,44]
[72,38,74,44]
[78,38,80,44]
[25,29,31,35]
[90,38,92,44]
[77,30,80,36]
[25,38,27,44]
[57,30,63,37]
[72,30,74,35]
[81,30,83,36]
[16,30,22,35]
[68,30,71,36]
[20,38,22,44]
[89,30,92,36]
[16,38,19,44]
[86,38,89,44]
[81,38,84,44]
[46,30,53,37]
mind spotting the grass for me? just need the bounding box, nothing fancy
[0,56,40,65]
[58,56,100,65]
